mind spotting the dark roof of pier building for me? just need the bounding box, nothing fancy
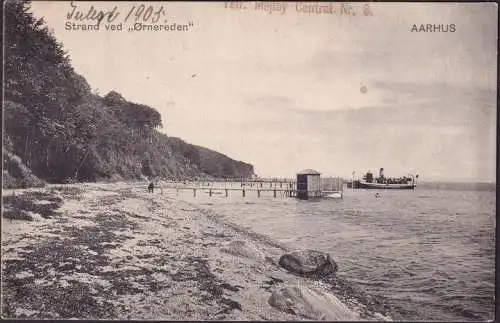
[296,169,321,175]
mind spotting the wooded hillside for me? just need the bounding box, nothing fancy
[3,1,254,188]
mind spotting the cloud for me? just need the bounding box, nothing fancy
[286,80,496,129]
[242,95,296,110]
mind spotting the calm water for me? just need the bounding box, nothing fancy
[175,183,496,321]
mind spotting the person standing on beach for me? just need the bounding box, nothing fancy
[148,182,154,193]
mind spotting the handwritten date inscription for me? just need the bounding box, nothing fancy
[66,1,167,25]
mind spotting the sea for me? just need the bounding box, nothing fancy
[174,181,496,321]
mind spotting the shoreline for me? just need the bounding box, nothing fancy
[1,182,392,320]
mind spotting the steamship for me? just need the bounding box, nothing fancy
[348,168,418,190]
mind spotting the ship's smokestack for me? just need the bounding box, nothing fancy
[379,168,384,178]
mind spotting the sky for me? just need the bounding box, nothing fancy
[30,1,497,182]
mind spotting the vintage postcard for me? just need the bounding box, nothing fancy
[2,1,497,321]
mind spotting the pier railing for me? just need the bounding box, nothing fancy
[159,177,344,199]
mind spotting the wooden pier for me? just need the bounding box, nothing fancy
[174,179,296,189]
[167,186,299,198]
[162,172,343,200]
[192,177,295,183]
[164,179,343,199]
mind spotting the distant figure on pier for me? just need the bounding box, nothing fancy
[148,182,154,193]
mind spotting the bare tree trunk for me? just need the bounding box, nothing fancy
[74,149,91,180]
[24,133,29,159]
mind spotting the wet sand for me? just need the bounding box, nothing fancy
[1,182,391,320]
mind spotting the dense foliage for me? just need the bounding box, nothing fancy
[3,1,253,186]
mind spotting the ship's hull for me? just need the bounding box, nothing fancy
[357,181,416,189]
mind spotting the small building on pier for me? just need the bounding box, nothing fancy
[296,169,321,200]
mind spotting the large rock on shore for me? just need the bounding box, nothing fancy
[278,250,337,277]
[220,240,266,261]
[268,285,359,320]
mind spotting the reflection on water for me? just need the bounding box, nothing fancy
[173,184,495,321]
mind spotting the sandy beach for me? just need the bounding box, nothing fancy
[1,182,391,320]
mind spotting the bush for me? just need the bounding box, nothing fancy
[2,149,45,189]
